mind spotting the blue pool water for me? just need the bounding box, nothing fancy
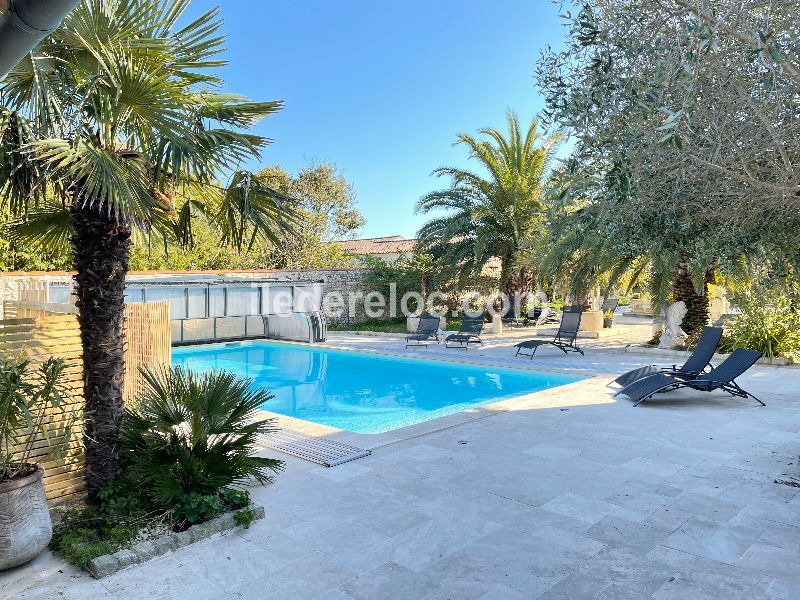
[172,341,583,434]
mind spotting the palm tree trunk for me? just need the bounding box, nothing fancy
[71,203,131,501]
[519,267,534,312]
[503,271,520,316]
[672,262,713,335]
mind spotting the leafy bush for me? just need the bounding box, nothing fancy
[174,492,223,524]
[171,488,253,525]
[50,484,255,565]
[719,283,800,361]
[220,487,251,510]
[646,329,664,346]
[50,492,146,567]
[234,507,255,528]
[116,366,283,515]
[0,357,78,481]
[328,317,408,333]
[52,367,275,568]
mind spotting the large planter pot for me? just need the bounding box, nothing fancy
[0,467,52,570]
[603,318,613,329]
[579,310,603,332]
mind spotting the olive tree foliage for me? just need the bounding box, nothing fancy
[257,162,365,268]
[536,0,800,331]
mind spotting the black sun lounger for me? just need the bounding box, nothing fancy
[445,315,484,349]
[600,297,619,314]
[613,326,724,388]
[617,348,764,407]
[522,306,555,328]
[515,305,584,358]
[406,315,442,348]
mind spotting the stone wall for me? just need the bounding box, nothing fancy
[0,268,372,323]
[282,269,370,324]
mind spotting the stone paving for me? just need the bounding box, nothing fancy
[3,331,800,599]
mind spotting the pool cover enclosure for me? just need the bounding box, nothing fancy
[127,277,326,344]
[46,276,327,344]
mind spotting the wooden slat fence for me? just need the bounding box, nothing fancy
[16,280,50,304]
[1,313,86,502]
[1,301,171,504]
[122,301,171,404]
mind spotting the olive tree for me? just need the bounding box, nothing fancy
[537,0,800,332]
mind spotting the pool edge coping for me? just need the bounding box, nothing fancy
[238,337,612,452]
[258,374,611,450]
[183,335,607,379]
[255,373,603,454]
[176,335,617,454]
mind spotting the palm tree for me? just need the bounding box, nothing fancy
[544,211,716,333]
[416,112,562,313]
[0,0,296,500]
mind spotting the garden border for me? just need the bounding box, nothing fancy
[85,505,265,578]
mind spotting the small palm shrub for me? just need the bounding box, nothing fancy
[116,366,283,521]
[718,283,800,361]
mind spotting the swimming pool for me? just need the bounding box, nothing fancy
[172,341,583,434]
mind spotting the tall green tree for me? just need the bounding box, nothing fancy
[416,112,562,312]
[0,208,71,271]
[0,0,295,499]
[128,160,364,270]
[257,161,365,268]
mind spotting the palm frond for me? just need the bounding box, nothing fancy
[215,170,299,252]
[33,138,154,221]
[10,203,72,253]
[416,112,563,285]
[117,365,284,508]
[0,0,294,253]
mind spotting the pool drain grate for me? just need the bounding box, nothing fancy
[260,430,371,467]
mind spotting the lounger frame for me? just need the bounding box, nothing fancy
[515,307,584,358]
[405,315,442,348]
[444,316,484,350]
[612,326,723,389]
[618,348,764,407]
[628,376,765,407]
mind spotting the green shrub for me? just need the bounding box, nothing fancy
[720,283,800,360]
[328,318,407,333]
[116,366,283,515]
[0,357,78,481]
[51,484,255,566]
[53,367,278,568]
[173,488,253,525]
[174,492,223,524]
[50,501,144,567]
[646,329,663,346]
[220,487,251,510]
[234,508,255,529]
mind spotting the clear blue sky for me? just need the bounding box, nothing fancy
[187,1,567,239]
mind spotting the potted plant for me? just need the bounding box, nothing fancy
[603,309,614,328]
[1,357,76,570]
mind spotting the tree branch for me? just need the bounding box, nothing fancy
[670,0,800,87]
